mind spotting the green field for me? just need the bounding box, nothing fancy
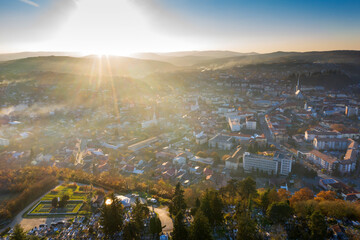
[25,183,92,217]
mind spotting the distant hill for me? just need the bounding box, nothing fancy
[133,51,258,66]
[195,51,360,69]
[0,55,178,78]
[0,52,83,62]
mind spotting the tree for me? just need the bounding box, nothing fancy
[169,182,187,217]
[200,190,223,227]
[190,210,213,240]
[278,188,291,201]
[10,224,26,240]
[149,216,162,240]
[173,211,189,240]
[290,188,314,205]
[315,191,336,201]
[123,221,140,240]
[51,197,58,208]
[287,219,310,240]
[100,193,124,237]
[132,198,150,232]
[309,211,327,240]
[211,152,221,166]
[236,212,258,240]
[238,177,258,200]
[267,202,293,224]
[259,189,270,212]
[58,194,70,208]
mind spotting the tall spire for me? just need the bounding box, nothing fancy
[296,74,301,92]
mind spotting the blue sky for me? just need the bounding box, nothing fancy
[0,0,359,54]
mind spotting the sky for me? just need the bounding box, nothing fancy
[0,0,360,55]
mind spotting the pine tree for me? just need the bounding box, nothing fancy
[99,193,124,237]
[132,198,150,232]
[173,211,189,240]
[123,221,140,240]
[10,224,27,240]
[149,215,162,240]
[236,212,258,240]
[169,182,187,217]
[190,210,213,240]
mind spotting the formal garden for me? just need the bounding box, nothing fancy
[25,183,93,217]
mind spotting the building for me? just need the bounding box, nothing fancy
[245,116,257,130]
[273,152,293,175]
[243,152,278,175]
[345,105,359,117]
[208,134,234,150]
[173,153,187,165]
[141,112,158,128]
[225,147,242,170]
[189,156,214,165]
[313,137,348,150]
[128,137,159,152]
[243,151,292,175]
[195,135,208,145]
[304,130,339,141]
[338,139,358,174]
[308,150,338,172]
[228,117,241,132]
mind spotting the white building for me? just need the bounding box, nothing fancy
[243,151,293,176]
[141,112,158,128]
[304,130,339,141]
[243,152,278,175]
[313,137,348,150]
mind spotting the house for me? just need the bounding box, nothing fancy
[208,134,234,150]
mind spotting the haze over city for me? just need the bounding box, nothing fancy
[1,1,360,240]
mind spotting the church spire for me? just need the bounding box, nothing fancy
[296,75,301,92]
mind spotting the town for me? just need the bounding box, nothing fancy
[1,56,360,239]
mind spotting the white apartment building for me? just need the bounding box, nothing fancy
[243,152,292,175]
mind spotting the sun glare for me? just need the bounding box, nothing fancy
[34,0,207,56]
[105,198,113,205]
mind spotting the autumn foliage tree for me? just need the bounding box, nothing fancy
[290,188,314,205]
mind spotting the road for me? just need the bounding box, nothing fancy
[152,206,173,234]
[0,185,61,232]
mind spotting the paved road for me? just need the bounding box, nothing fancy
[153,206,173,234]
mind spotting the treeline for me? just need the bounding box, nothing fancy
[0,176,58,221]
[0,166,177,223]
[170,178,360,240]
